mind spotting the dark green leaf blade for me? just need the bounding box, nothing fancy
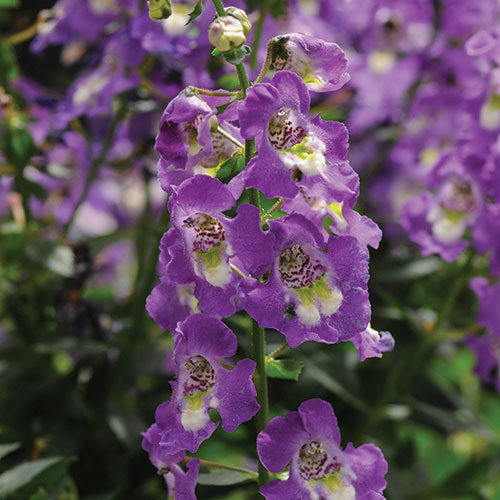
[185,0,202,25]
[266,358,303,381]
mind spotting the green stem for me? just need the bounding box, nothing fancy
[251,319,270,486]
[63,100,126,233]
[210,0,268,487]
[211,0,225,17]
[236,63,251,96]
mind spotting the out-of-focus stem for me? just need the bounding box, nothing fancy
[63,100,126,233]
[249,4,268,69]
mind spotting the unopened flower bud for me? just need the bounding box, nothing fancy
[147,0,172,21]
[224,7,251,36]
[208,16,246,53]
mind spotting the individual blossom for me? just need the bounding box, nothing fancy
[55,30,145,127]
[160,175,273,317]
[238,70,355,201]
[270,33,350,92]
[142,423,199,499]
[400,152,484,262]
[238,214,371,348]
[257,398,388,500]
[155,92,243,193]
[31,0,119,53]
[156,314,259,456]
[282,180,382,249]
[349,325,395,362]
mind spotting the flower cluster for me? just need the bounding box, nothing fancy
[141,4,391,497]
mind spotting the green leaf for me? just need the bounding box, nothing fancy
[29,487,49,500]
[0,123,35,169]
[185,0,202,25]
[266,358,303,381]
[197,470,254,486]
[215,155,245,184]
[0,0,20,7]
[0,41,19,86]
[0,442,20,461]
[0,457,69,497]
[26,240,75,277]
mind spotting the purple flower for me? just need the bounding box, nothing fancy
[142,423,199,499]
[270,33,350,92]
[257,398,388,499]
[160,175,273,317]
[238,71,353,200]
[238,214,371,347]
[156,314,259,456]
[350,325,395,362]
[465,277,500,392]
[146,276,200,331]
[54,31,145,127]
[466,330,500,393]
[400,153,483,262]
[470,277,500,334]
[155,92,242,193]
[282,181,382,249]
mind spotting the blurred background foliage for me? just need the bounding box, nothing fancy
[1,1,500,499]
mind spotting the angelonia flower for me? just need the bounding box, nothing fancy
[137,8,391,496]
[142,423,199,499]
[257,399,388,499]
[270,33,350,92]
[238,214,371,348]
[154,314,259,456]
[350,325,395,362]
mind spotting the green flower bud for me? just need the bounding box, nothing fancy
[224,7,251,36]
[147,0,172,21]
[208,16,246,53]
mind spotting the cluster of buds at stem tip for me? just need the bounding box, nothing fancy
[208,7,251,53]
[147,0,172,20]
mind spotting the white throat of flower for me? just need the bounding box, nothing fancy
[180,355,218,432]
[427,177,478,244]
[297,440,356,500]
[279,244,343,326]
[183,212,232,287]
